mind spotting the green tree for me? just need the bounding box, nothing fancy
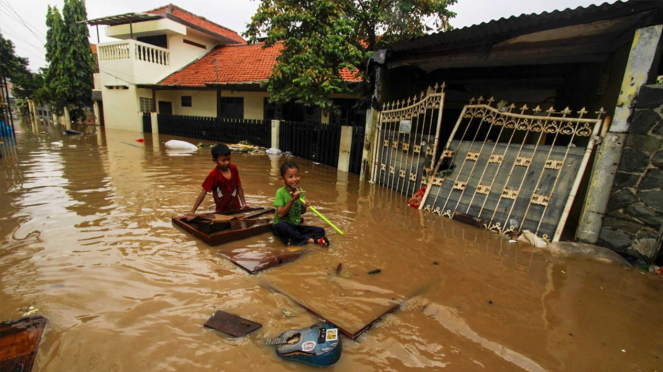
[0,32,48,113]
[45,0,95,122]
[244,0,457,111]
[45,5,67,115]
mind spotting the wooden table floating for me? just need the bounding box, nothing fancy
[173,208,314,274]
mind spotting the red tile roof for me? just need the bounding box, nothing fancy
[147,4,245,43]
[159,43,362,87]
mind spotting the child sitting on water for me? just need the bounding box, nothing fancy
[189,144,250,214]
[273,162,329,246]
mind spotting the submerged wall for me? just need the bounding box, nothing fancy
[599,84,663,259]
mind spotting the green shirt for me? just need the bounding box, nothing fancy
[273,187,304,225]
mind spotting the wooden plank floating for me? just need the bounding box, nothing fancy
[0,315,48,372]
[204,310,262,337]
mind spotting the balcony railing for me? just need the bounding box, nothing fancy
[99,43,130,60]
[135,43,169,66]
[98,40,170,66]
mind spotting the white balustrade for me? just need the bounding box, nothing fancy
[98,41,170,66]
[134,43,170,66]
[99,43,131,61]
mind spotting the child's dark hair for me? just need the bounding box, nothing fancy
[211,144,231,159]
[280,162,299,177]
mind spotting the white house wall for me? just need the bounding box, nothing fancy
[101,86,142,131]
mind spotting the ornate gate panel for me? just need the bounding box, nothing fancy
[420,98,604,242]
[371,83,445,195]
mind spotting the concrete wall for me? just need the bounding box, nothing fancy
[598,84,663,260]
[101,86,142,131]
[154,90,269,119]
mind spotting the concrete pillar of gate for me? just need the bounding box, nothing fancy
[271,119,280,149]
[93,101,101,125]
[577,25,663,244]
[63,107,72,129]
[337,126,353,172]
[151,112,159,134]
[362,108,378,182]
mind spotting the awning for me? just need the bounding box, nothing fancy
[81,12,163,26]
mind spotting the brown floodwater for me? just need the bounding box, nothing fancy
[1,122,662,372]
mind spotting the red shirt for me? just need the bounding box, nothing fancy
[202,164,242,212]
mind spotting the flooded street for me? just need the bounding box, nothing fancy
[1,123,662,372]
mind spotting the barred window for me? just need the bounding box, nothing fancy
[140,97,154,113]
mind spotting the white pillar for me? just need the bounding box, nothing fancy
[271,119,280,149]
[337,125,353,172]
[151,112,159,134]
[362,108,378,181]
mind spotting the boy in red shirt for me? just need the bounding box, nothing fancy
[189,144,250,213]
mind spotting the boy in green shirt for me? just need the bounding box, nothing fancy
[273,162,329,246]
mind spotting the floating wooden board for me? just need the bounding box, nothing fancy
[204,310,262,337]
[263,282,400,340]
[224,246,314,274]
[172,208,275,246]
[174,208,314,274]
[0,315,48,372]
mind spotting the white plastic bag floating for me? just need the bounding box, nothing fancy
[266,147,282,155]
[165,140,198,151]
[517,230,548,248]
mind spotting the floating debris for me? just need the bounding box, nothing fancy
[281,307,295,318]
[367,269,381,275]
[336,263,343,275]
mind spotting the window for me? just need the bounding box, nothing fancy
[139,97,154,113]
[181,96,192,107]
[330,99,365,126]
[137,35,168,49]
[220,97,244,119]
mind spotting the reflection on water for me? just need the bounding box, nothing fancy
[1,123,662,372]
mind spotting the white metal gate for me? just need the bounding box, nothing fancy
[371,83,445,195]
[420,98,604,242]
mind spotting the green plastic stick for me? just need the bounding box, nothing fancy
[299,194,345,235]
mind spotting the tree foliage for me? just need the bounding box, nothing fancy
[45,0,95,121]
[244,0,457,110]
[0,32,47,107]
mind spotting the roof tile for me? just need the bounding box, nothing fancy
[147,4,245,43]
[160,43,362,86]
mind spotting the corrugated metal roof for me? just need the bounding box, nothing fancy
[388,0,663,52]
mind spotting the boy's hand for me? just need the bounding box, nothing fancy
[303,200,310,208]
[290,190,302,200]
[242,204,252,210]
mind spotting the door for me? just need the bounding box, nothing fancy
[158,101,173,115]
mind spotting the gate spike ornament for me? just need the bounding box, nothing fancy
[532,105,542,113]
[487,97,495,106]
[477,96,485,104]
[520,104,529,113]
[469,97,476,104]
[577,107,588,118]
[596,107,606,119]
[546,106,556,116]
[561,107,572,116]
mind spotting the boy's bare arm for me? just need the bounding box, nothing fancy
[190,189,207,214]
[238,185,250,209]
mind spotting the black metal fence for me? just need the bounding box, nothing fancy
[142,113,152,133]
[157,115,271,148]
[279,121,341,167]
[349,125,365,174]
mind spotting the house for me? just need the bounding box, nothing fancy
[86,4,364,132]
[367,0,663,260]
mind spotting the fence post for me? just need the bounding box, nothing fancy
[271,119,280,149]
[337,126,353,172]
[362,108,378,181]
[151,112,159,134]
